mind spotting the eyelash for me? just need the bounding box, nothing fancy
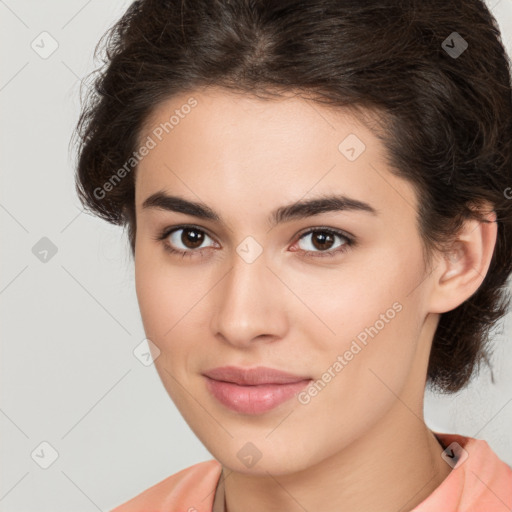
[153,224,355,260]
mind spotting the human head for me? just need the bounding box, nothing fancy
[73,1,512,406]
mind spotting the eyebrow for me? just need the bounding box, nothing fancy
[142,191,378,228]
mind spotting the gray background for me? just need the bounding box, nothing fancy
[1,1,511,511]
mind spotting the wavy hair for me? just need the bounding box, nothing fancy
[72,0,512,393]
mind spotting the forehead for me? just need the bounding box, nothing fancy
[134,87,418,227]
[140,87,374,151]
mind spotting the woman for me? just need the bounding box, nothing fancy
[72,0,512,510]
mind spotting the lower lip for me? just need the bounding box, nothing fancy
[204,376,312,415]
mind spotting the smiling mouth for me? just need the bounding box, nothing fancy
[203,376,312,415]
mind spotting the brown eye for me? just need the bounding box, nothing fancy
[296,229,350,255]
[310,231,335,251]
[165,227,215,253]
[178,228,206,249]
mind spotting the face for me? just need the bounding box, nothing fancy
[133,87,438,475]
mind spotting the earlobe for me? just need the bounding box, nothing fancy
[429,209,497,314]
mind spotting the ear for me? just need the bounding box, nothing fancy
[428,206,498,314]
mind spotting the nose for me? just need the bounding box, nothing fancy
[210,250,288,349]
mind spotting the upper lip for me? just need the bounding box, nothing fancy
[202,366,312,386]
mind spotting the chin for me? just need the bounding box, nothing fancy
[206,437,320,477]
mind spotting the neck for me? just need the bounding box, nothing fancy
[219,399,451,512]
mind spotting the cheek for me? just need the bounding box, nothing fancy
[134,242,186,336]
[295,249,427,398]
[134,248,206,376]
[134,256,196,405]
[135,274,176,377]
[291,249,423,349]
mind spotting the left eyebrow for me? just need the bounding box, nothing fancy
[142,191,379,228]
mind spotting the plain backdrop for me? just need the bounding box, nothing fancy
[1,1,511,511]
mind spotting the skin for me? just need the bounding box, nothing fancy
[133,87,497,512]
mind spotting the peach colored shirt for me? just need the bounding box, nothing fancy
[110,432,512,512]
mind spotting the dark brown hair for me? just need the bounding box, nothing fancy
[72,0,512,394]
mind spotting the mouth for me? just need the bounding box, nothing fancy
[202,366,313,414]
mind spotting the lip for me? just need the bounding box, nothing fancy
[202,365,311,385]
[202,366,312,415]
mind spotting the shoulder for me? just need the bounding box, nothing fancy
[413,432,512,512]
[110,459,223,512]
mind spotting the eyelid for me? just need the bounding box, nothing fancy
[294,225,354,243]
